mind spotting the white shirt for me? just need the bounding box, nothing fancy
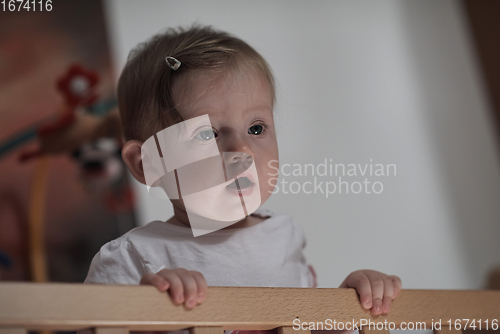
[84,208,315,288]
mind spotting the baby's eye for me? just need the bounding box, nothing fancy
[194,128,217,141]
[248,124,265,135]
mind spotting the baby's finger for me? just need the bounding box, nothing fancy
[140,273,170,291]
[382,276,394,314]
[365,272,384,315]
[353,274,373,310]
[158,270,184,305]
[191,271,207,304]
[389,275,402,298]
[177,270,199,309]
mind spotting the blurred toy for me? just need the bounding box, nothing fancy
[72,137,134,236]
[0,65,120,160]
[19,64,119,160]
[72,138,123,189]
[14,64,125,189]
[0,251,13,281]
[58,65,99,107]
[0,64,134,283]
[0,251,12,269]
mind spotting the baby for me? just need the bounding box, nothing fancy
[84,25,401,329]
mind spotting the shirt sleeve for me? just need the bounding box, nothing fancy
[288,216,317,288]
[84,239,145,285]
[308,264,318,288]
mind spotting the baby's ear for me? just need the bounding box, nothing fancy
[121,140,146,185]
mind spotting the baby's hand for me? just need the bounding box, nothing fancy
[140,268,207,309]
[339,269,402,316]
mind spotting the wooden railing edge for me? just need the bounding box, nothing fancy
[0,282,499,332]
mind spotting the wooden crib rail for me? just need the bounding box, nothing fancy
[0,283,499,334]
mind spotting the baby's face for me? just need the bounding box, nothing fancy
[169,67,279,220]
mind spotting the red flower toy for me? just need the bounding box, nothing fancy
[18,64,101,161]
[57,64,99,107]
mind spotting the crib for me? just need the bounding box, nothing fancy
[0,283,499,334]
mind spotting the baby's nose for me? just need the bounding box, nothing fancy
[231,154,253,164]
[223,152,253,180]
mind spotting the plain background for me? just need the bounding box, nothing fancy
[103,0,500,292]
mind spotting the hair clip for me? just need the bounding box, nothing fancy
[165,56,181,71]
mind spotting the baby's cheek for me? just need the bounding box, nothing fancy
[258,163,278,201]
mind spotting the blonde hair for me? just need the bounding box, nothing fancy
[117,25,275,141]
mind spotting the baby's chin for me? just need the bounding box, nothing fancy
[169,186,262,220]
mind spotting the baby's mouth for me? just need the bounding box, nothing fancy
[226,176,254,190]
